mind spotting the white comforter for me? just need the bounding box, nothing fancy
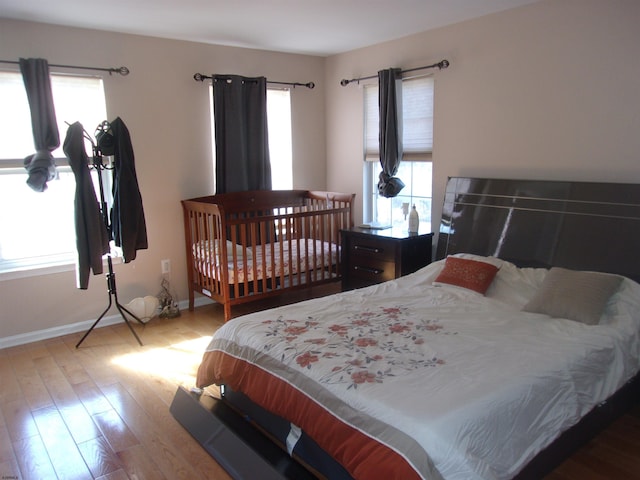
[200,256,640,479]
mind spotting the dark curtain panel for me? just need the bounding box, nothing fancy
[212,75,271,193]
[19,58,60,192]
[377,68,404,198]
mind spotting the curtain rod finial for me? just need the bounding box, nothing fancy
[438,60,450,69]
[340,79,350,87]
[193,73,205,82]
[307,82,315,89]
[108,66,130,76]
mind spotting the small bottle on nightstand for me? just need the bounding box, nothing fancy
[408,205,419,233]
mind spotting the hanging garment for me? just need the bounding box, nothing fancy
[63,122,110,289]
[109,117,148,262]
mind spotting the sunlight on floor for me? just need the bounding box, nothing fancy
[110,336,212,387]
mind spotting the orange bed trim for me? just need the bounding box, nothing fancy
[197,350,421,480]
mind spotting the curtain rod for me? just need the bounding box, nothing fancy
[193,72,315,89]
[0,59,130,76]
[340,59,449,86]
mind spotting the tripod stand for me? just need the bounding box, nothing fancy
[75,144,145,348]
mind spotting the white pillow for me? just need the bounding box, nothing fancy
[486,261,547,308]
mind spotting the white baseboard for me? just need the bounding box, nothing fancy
[0,296,213,350]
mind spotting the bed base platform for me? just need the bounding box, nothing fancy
[516,371,640,479]
[170,386,321,480]
[182,190,354,321]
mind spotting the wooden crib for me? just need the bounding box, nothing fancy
[182,190,355,321]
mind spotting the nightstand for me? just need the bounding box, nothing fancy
[340,227,433,291]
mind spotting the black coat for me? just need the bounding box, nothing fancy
[110,117,148,262]
[63,122,110,289]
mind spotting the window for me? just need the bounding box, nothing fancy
[209,87,293,191]
[267,89,293,190]
[0,71,108,276]
[363,76,433,229]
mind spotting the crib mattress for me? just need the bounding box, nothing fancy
[194,238,339,284]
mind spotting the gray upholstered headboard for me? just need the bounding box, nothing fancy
[436,177,640,283]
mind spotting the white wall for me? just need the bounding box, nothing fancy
[325,0,640,228]
[0,19,326,343]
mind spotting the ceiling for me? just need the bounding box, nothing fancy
[0,0,540,57]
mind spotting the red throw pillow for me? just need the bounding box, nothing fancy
[434,256,499,295]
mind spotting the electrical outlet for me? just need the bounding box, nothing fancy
[161,259,171,274]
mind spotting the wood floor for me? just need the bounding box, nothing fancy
[0,289,639,479]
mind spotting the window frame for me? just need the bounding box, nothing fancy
[0,70,109,279]
[363,75,434,228]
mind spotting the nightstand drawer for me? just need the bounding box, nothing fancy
[348,258,395,284]
[349,236,396,262]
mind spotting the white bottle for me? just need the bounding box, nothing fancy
[408,205,419,233]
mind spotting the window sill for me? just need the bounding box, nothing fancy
[0,256,123,282]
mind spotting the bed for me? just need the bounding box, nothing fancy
[172,177,640,479]
[182,189,355,321]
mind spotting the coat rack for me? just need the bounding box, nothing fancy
[75,127,145,348]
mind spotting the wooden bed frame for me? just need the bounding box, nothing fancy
[172,177,640,479]
[182,190,354,321]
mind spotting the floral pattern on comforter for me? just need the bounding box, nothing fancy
[260,305,454,389]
